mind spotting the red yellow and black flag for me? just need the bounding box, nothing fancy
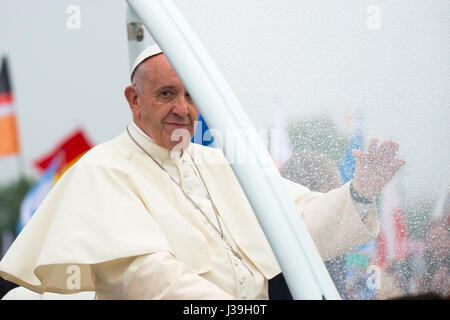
[0,57,20,156]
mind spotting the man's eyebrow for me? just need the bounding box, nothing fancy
[155,85,177,92]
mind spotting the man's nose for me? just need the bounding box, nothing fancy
[172,96,189,116]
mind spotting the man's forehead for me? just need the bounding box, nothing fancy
[142,55,178,78]
[140,55,186,90]
[144,53,169,69]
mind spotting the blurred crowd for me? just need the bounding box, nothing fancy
[373,213,449,300]
[1,149,447,300]
[340,213,449,300]
[280,150,449,300]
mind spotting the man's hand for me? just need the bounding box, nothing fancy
[352,138,405,199]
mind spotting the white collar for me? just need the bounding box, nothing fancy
[128,122,189,161]
[131,121,153,142]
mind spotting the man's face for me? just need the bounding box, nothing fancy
[125,54,199,151]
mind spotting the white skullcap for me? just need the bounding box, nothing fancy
[130,44,162,81]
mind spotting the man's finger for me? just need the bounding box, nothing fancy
[393,157,406,169]
[367,138,378,153]
[387,158,406,174]
[366,138,378,160]
[378,140,399,160]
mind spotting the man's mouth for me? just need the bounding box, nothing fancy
[164,122,190,128]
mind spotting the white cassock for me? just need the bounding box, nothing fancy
[0,123,379,299]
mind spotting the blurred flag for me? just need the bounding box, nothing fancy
[17,128,93,233]
[17,154,63,234]
[431,185,450,219]
[33,128,93,176]
[1,231,14,258]
[339,113,364,183]
[272,108,292,169]
[0,56,20,156]
[339,112,379,299]
[377,180,408,267]
[192,113,216,147]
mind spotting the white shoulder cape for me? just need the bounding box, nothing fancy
[0,130,281,293]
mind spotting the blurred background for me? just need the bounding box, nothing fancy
[0,0,448,299]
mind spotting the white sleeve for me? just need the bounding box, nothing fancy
[93,252,234,300]
[282,179,379,261]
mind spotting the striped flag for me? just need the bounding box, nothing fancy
[339,113,364,183]
[17,128,93,233]
[339,112,377,260]
[33,128,93,175]
[431,186,450,219]
[377,180,408,267]
[17,154,63,234]
[0,56,20,156]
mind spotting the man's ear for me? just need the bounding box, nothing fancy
[124,85,139,117]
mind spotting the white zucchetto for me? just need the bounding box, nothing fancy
[130,44,162,81]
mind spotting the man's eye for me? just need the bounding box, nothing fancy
[160,91,173,97]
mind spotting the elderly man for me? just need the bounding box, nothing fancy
[0,45,404,300]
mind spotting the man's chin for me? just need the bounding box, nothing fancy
[164,129,193,151]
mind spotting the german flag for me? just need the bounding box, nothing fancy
[0,57,20,156]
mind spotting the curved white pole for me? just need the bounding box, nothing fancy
[126,0,340,300]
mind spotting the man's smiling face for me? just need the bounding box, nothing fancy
[125,54,199,151]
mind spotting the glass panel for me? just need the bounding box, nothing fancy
[175,0,450,299]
